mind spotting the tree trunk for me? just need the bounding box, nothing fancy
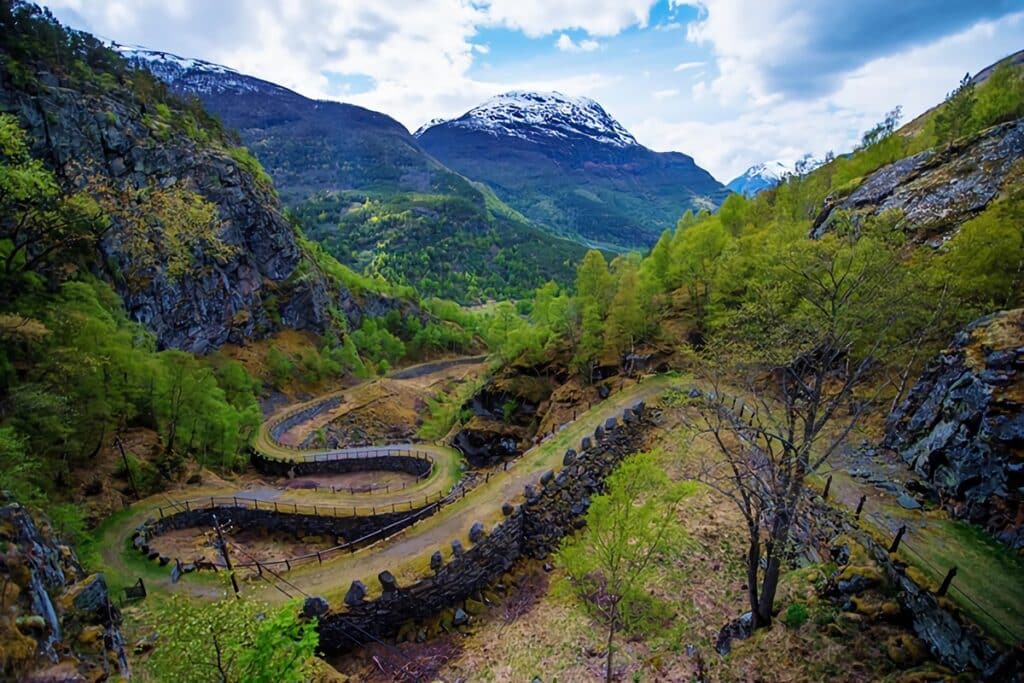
[746,532,762,628]
[605,617,616,683]
[756,555,782,627]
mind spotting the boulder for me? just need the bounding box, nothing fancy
[469,521,485,543]
[430,551,444,573]
[501,502,514,516]
[451,539,465,557]
[563,449,577,466]
[378,570,399,594]
[344,580,367,607]
[453,608,469,626]
[301,596,330,619]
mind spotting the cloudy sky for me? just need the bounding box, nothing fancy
[44,0,1024,181]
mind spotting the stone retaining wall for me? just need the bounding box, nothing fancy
[318,402,649,652]
[269,396,343,442]
[253,453,432,479]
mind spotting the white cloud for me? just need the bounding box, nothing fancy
[673,61,704,72]
[479,0,658,37]
[555,33,600,52]
[634,11,1024,180]
[678,0,1016,101]
[653,88,679,100]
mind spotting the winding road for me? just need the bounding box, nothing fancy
[93,358,676,606]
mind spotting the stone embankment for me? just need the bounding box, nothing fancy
[318,403,649,651]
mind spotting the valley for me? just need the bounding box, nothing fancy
[1,3,1023,682]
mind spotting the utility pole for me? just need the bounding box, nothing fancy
[212,514,240,597]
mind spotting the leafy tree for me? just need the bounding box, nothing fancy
[559,453,692,683]
[933,74,977,145]
[669,218,730,335]
[604,260,649,357]
[146,595,318,683]
[575,250,614,317]
[690,227,932,630]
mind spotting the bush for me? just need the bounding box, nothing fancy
[783,602,809,628]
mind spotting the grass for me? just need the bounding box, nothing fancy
[891,516,1024,647]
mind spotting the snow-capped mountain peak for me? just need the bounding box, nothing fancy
[416,90,639,148]
[116,46,290,97]
[726,156,821,197]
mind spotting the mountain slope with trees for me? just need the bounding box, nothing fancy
[123,49,587,302]
[416,91,729,250]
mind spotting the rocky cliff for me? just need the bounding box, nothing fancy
[0,497,128,681]
[0,23,408,352]
[813,118,1024,242]
[885,308,1024,548]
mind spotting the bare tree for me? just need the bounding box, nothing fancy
[687,225,931,630]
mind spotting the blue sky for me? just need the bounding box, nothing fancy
[45,0,1024,180]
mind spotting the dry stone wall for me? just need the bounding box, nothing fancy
[318,402,649,651]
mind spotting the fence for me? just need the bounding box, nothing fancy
[256,446,436,466]
[703,388,1024,645]
[152,483,471,573]
[155,486,450,521]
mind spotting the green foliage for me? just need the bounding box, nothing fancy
[417,375,485,440]
[294,190,584,303]
[228,146,275,193]
[145,595,318,683]
[559,452,693,681]
[783,602,809,628]
[933,74,976,145]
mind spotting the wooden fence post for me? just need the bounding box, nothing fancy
[937,566,957,596]
[855,495,866,519]
[889,526,907,553]
[823,475,833,500]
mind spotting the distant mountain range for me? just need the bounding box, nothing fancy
[124,49,730,294]
[416,91,728,249]
[122,48,587,302]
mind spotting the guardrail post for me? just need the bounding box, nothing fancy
[823,475,833,500]
[185,500,190,512]
[285,559,291,571]
[313,505,317,515]
[855,495,866,519]
[317,551,322,565]
[159,507,164,519]
[889,526,907,553]
[936,566,957,596]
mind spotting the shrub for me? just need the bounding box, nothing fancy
[783,602,809,628]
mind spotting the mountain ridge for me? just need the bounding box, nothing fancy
[417,91,728,248]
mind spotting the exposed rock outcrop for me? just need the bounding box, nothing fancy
[0,65,409,352]
[813,119,1024,242]
[885,309,1024,548]
[0,497,128,681]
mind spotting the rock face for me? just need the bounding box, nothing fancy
[885,309,1024,548]
[813,119,1024,242]
[0,65,405,352]
[0,498,128,680]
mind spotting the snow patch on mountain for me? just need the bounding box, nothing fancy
[416,91,638,148]
[726,157,821,197]
[117,47,288,97]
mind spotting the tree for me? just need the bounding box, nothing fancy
[933,74,976,145]
[559,453,692,682]
[604,260,648,357]
[689,227,929,630]
[669,218,730,336]
[575,250,614,317]
[146,595,318,683]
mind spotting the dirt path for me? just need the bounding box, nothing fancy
[94,373,672,604]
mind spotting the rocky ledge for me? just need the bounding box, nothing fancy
[885,308,1024,548]
[813,118,1024,242]
[0,497,128,681]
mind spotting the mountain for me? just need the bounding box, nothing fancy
[416,91,728,250]
[725,160,795,197]
[725,156,826,197]
[121,49,586,302]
